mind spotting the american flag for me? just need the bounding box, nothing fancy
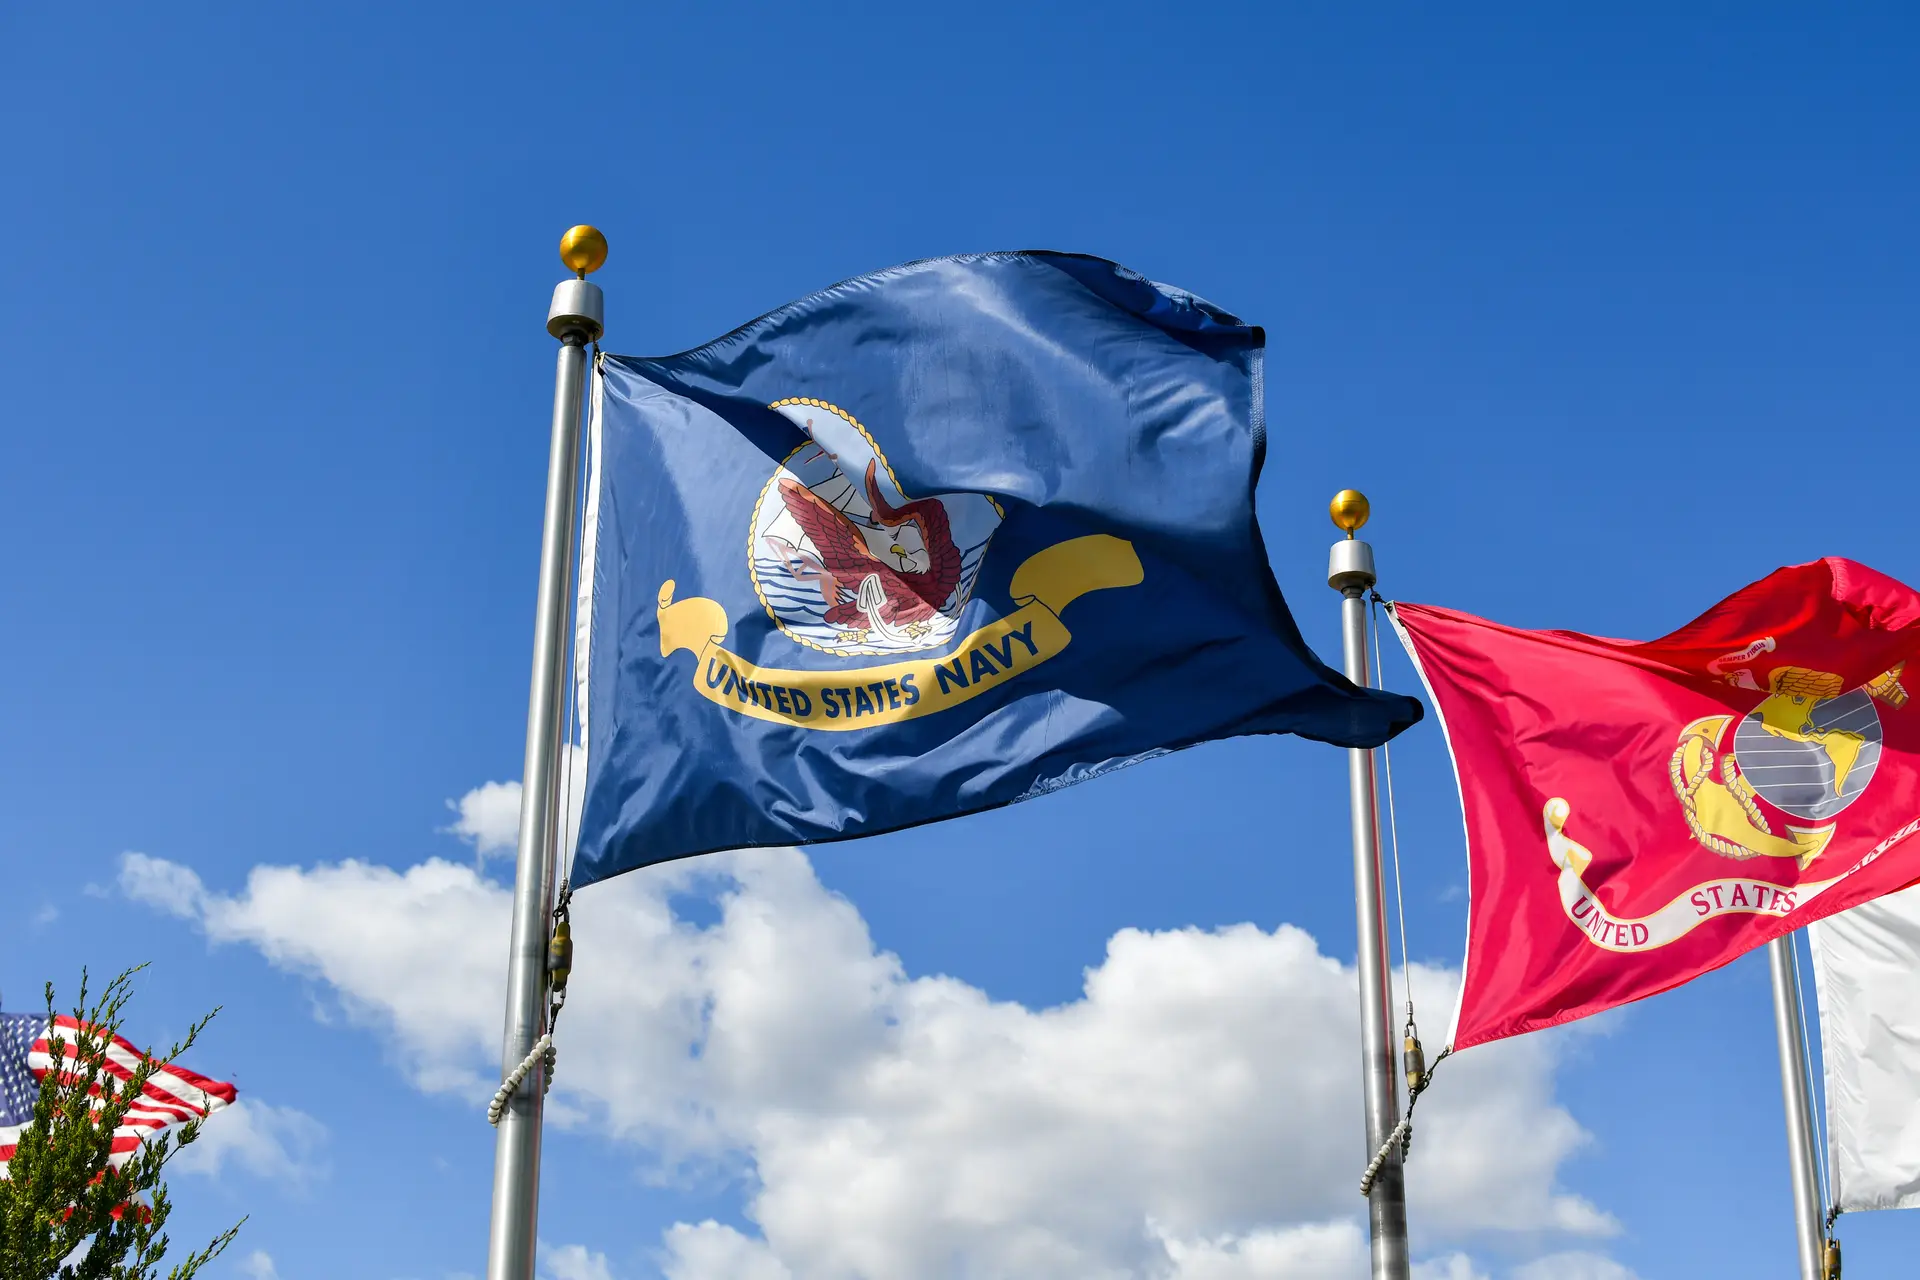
[0,1010,236,1179]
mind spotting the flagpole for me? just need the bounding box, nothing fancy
[1767,933,1827,1280]
[1327,490,1410,1280]
[485,226,607,1280]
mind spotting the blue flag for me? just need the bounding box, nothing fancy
[571,252,1420,884]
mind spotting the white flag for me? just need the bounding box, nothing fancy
[1810,882,1920,1212]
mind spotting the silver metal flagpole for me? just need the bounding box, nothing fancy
[485,226,607,1280]
[1327,489,1410,1280]
[1767,933,1828,1280]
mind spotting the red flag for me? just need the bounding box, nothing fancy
[1393,559,1920,1050]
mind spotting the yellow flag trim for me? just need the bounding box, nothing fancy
[657,535,1143,730]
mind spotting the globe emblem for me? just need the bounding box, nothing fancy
[1730,689,1883,823]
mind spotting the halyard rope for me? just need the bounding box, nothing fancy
[1359,1048,1450,1197]
[1370,595,1416,1031]
[1358,1118,1410,1198]
[1360,595,1437,1198]
[489,880,575,1126]
[487,879,574,1127]
[487,1033,556,1126]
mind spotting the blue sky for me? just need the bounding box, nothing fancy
[3,4,1917,1277]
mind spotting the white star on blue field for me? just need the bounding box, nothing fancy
[0,1013,42,1127]
[2,5,1918,1278]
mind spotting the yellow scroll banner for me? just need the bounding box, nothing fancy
[658,534,1143,731]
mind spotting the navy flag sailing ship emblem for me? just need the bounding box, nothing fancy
[571,252,1421,881]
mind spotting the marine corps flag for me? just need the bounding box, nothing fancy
[1393,559,1920,1049]
[570,252,1421,883]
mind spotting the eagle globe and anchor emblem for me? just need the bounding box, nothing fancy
[1541,644,1910,954]
[1670,645,1908,869]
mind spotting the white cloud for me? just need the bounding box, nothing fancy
[1413,1255,1489,1280]
[120,851,209,917]
[443,747,586,865]
[173,1098,328,1188]
[1158,1220,1365,1279]
[661,1223,792,1280]
[539,1241,617,1280]
[1510,1253,1640,1280]
[128,842,1616,1278]
[124,853,509,1095]
[237,1250,279,1280]
[445,780,522,861]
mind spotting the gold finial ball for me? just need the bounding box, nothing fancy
[559,225,608,278]
[1329,489,1371,536]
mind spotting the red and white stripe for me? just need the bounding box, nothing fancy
[0,1015,235,1177]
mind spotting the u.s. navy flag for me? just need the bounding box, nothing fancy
[570,252,1421,882]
